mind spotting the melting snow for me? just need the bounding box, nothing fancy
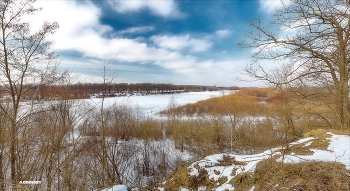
[277,133,350,169]
[289,137,315,146]
[101,185,127,191]
[172,132,350,190]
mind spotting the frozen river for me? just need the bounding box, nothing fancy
[86,91,231,116]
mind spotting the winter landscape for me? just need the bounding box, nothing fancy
[0,0,350,190]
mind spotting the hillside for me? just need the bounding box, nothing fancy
[159,129,350,190]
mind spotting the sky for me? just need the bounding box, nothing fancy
[27,0,282,87]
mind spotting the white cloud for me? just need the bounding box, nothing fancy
[25,1,243,86]
[32,1,110,34]
[29,1,191,61]
[168,60,246,86]
[259,0,290,13]
[215,29,232,38]
[108,0,185,18]
[117,26,155,34]
[151,34,212,52]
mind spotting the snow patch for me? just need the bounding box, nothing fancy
[249,186,256,191]
[180,132,349,190]
[289,137,315,146]
[277,133,350,169]
[101,185,127,191]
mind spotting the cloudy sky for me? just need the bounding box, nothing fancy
[29,0,281,87]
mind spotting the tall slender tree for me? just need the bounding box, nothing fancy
[0,0,60,188]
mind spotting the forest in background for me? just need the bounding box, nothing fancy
[2,83,239,100]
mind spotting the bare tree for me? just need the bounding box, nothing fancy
[87,55,125,189]
[240,0,350,129]
[0,0,61,188]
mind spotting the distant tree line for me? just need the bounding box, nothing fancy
[8,83,240,100]
[69,83,239,94]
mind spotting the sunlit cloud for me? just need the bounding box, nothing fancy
[117,26,155,34]
[108,0,185,18]
[151,34,212,52]
[215,29,232,38]
[259,0,290,13]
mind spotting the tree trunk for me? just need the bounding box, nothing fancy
[10,120,17,188]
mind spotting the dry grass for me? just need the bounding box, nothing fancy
[162,129,350,190]
[229,160,350,191]
[253,160,350,191]
[162,167,192,190]
[163,162,233,190]
[229,172,254,190]
[159,88,269,117]
[281,129,333,155]
[217,155,246,166]
[159,86,350,190]
[173,87,346,143]
[231,129,350,190]
[160,88,301,155]
[305,128,350,136]
[162,165,213,190]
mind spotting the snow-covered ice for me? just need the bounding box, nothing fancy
[86,91,228,115]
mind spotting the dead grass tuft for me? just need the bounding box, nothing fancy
[163,165,212,190]
[282,129,334,155]
[230,160,350,191]
[229,172,255,190]
[253,160,350,191]
[163,160,235,190]
[304,129,331,139]
[305,129,350,136]
[217,176,228,186]
[286,141,315,155]
[162,167,192,190]
[217,155,247,166]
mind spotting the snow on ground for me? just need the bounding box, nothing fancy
[277,133,350,169]
[188,148,281,178]
[101,185,127,191]
[161,132,350,190]
[288,137,315,146]
[92,138,192,191]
